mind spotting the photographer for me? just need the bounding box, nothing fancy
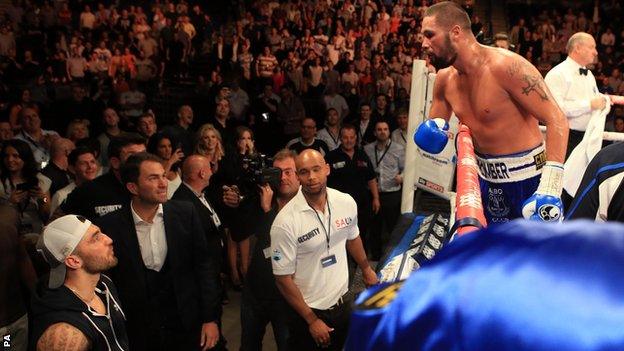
[240,149,299,351]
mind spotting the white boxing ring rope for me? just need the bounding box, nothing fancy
[538,125,624,142]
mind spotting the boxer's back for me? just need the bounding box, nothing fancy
[435,46,544,155]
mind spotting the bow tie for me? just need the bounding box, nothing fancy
[579,67,589,76]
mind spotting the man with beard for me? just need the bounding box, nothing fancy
[95,153,223,351]
[271,149,378,350]
[31,215,129,351]
[416,1,568,223]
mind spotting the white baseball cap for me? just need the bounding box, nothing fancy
[37,215,92,289]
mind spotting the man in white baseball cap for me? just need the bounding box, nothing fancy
[30,215,129,351]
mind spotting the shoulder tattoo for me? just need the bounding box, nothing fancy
[37,323,90,351]
[507,59,550,101]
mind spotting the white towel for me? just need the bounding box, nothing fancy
[562,95,610,197]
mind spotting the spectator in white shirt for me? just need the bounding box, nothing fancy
[323,85,349,121]
[341,63,360,94]
[600,27,615,47]
[391,109,409,148]
[317,108,342,151]
[79,5,97,30]
[14,106,59,168]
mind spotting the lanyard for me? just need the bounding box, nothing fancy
[307,196,332,251]
[374,140,392,167]
[21,131,47,154]
[400,131,406,143]
[328,129,339,147]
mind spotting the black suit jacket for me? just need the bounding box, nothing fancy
[95,201,221,350]
[171,184,224,268]
[352,116,377,146]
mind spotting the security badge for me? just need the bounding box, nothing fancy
[321,254,337,268]
[333,161,346,169]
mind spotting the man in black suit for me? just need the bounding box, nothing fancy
[95,152,223,351]
[172,155,224,268]
[351,103,377,147]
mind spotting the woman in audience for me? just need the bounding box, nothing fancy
[0,139,51,234]
[147,132,183,199]
[220,126,257,290]
[194,123,225,173]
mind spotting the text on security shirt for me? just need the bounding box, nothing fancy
[270,187,359,310]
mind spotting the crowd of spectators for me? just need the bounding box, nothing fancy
[0,0,465,349]
[5,0,624,348]
[505,0,624,132]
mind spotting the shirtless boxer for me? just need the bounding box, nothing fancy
[414,1,569,223]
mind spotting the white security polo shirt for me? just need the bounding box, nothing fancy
[271,187,359,310]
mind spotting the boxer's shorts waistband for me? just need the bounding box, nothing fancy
[475,144,545,183]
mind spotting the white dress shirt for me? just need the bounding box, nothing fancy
[364,140,405,192]
[131,202,167,271]
[391,128,407,148]
[317,128,341,151]
[14,129,59,168]
[544,56,600,131]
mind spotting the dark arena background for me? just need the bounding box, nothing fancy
[2,0,624,350]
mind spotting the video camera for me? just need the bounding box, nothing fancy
[240,153,282,191]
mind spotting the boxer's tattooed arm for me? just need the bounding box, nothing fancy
[507,60,550,101]
[37,323,90,351]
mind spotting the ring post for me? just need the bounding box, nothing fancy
[453,125,487,235]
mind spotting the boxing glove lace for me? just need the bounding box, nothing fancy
[521,161,564,222]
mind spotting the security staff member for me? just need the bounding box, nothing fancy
[545,32,606,160]
[325,124,380,252]
[59,134,146,220]
[364,121,405,260]
[271,149,378,350]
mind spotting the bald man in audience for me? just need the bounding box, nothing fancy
[173,155,224,265]
[41,138,75,196]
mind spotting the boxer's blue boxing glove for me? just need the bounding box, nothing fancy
[414,118,449,154]
[522,161,564,222]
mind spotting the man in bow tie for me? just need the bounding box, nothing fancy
[545,32,606,161]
